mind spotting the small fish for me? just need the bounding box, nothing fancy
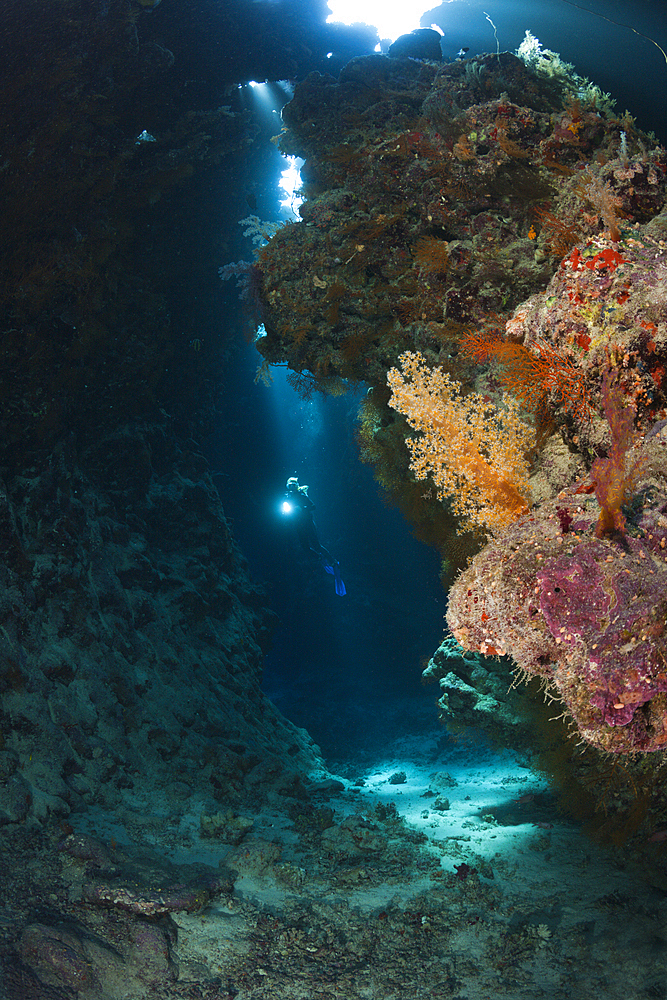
[456,47,470,59]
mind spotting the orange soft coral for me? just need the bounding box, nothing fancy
[387,351,535,535]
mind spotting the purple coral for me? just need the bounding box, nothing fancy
[446,211,667,754]
[447,430,667,754]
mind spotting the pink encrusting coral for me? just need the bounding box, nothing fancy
[447,215,667,753]
[447,424,667,754]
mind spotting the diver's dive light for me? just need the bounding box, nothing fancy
[281,500,293,515]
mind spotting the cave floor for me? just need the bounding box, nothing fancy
[4,700,666,999]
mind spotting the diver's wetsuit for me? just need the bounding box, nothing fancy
[285,483,345,595]
[287,489,333,562]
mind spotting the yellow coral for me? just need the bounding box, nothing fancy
[387,352,535,534]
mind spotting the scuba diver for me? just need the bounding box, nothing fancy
[282,477,346,596]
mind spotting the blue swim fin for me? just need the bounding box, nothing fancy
[333,562,346,596]
[323,560,346,595]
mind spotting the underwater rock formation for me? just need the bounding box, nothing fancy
[0,419,323,827]
[447,418,667,754]
[0,0,326,838]
[256,51,666,388]
[447,214,667,754]
[254,48,667,754]
[422,635,537,744]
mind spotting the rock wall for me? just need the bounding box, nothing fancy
[0,0,329,836]
[0,418,323,828]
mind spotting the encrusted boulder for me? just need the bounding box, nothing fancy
[447,423,667,753]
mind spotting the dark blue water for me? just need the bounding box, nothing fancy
[208,351,446,756]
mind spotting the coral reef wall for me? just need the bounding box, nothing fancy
[0,418,322,826]
[0,0,325,830]
[252,47,667,756]
[446,221,667,755]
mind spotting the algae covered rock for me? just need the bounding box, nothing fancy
[448,421,667,754]
[200,808,254,844]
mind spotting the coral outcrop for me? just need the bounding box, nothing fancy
[252,47,667,583]
[253,47,667,755]
[447,419,667,754]
[444,191,667,754]
[256,51,666,389]
[446,213,667,753]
